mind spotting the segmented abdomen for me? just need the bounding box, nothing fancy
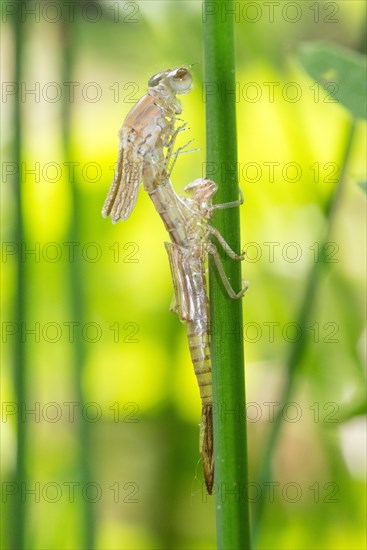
[164,243,211,401]
[164,243,214,493]
[187,318,212,406]
[187,318,214,493]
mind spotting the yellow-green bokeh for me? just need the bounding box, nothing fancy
[1,1,366,549]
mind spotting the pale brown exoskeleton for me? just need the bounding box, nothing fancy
[153,176,248,495]
[102,68,248,494]
[102,67,193,222]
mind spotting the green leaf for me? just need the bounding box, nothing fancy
[358,181,367,194]
[295,41,367,120]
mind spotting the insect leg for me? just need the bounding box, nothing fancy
[210,188,244,211]
[167,140,197,177]
[162,122,197,177]
[208,243,249,299]
[164,122,189,162]
[206,225,245,261]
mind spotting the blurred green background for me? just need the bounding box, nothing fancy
[1,1,366,549]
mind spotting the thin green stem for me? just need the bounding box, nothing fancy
[61,10,95,549]
[10,6,27,550]
[252,117,357,541]
[204,1,251,549]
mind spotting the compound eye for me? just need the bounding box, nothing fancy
[170,68,192,92]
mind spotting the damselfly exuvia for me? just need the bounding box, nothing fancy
[102,68,247,494]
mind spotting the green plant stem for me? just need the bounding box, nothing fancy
[252,117,357,541]
[61,12,95,549]
[10,6,26,550]
[203,2,251,549]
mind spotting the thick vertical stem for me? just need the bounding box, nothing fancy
[203,1,251,548]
